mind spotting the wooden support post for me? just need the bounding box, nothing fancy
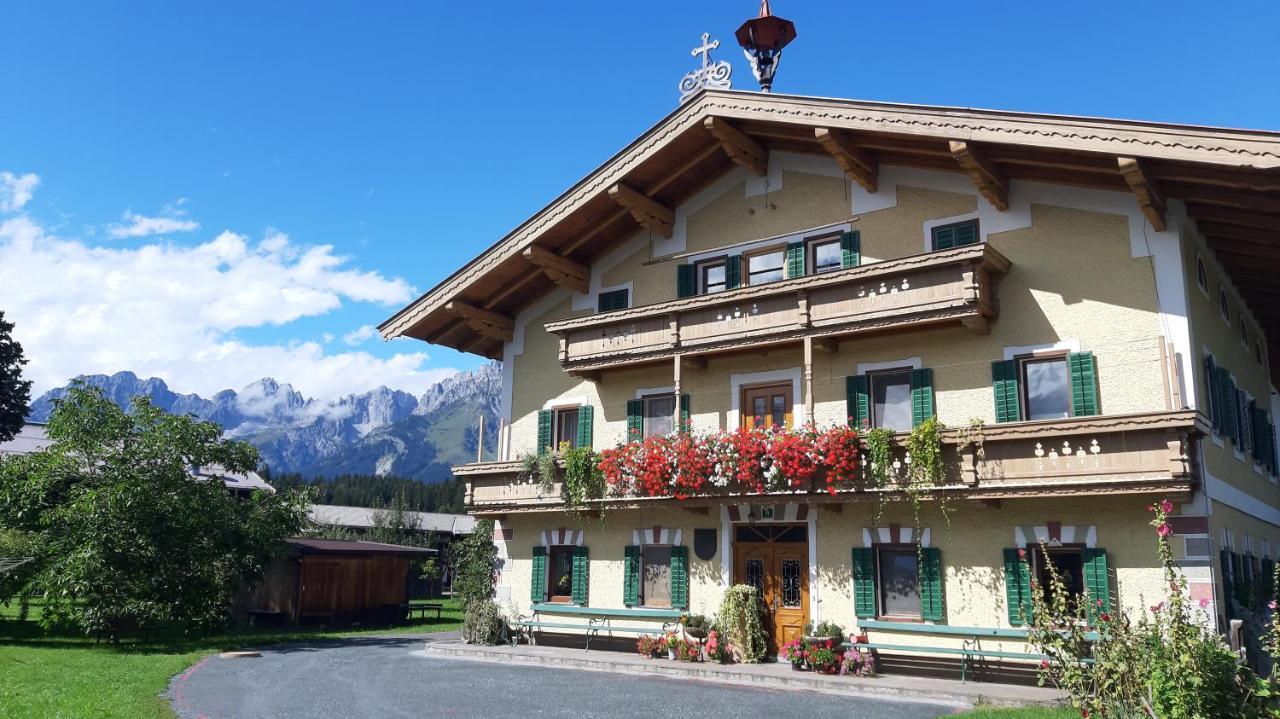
[704,117,768,177]
[673,355,683,431]
[803,336,815,423]
[608,183,674,238]
[1117,157,1167,232]
[949,141,1009,211]
[814,127,878,192]
[522,245,590,294]
[444,301,514,342]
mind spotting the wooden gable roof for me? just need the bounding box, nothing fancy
[379,90,1280,366]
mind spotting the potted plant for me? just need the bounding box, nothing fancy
[839,648,876,677]
[808,645,840,674]
[683,613,710,640]
[664,630,681,660]
[804,620,846,650]
[782,637,810,671]
[703,628,730,663]
[636,634,663,658]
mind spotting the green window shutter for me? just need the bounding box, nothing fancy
[626,399,644,442]
[677,264,696,298]
[785,241,805,279]
[536,409,553,456]
[531,546,547,604]
[623,546,641,606]
[840,230,861,268]
[597,289,629,313]
[910,368,935,427]
[852,547,876,618]
[1082,548,1110,624]
[1250,402,1264,462]
[992,360,1022,423]
[954,220,978,247]
[1218,368,1237,441]
[920,547,944,622]
[577,405,594,449]
[846,375,870,429]
[725,255,742,290]
[571,546,589,605]
[679,394,691,433]
[1068,352,1100,417]
[1003,548,1033,626]
[932,224,956,251]
[1220,550,1234,605]
[670,546,689,610]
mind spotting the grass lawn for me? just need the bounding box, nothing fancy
[0,598,464,719]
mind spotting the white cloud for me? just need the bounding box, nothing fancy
[0,172,39,212]
[0,181,455,401]
[107,200,200,239]
[342,324,378,346]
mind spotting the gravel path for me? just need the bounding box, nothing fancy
[168,634,959,718]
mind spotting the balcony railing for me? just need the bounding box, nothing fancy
[544,244,1011,373]
[455,410,1205,514]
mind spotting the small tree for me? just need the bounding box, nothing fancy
[451,519,496,608]
[0,383,310,638]
[0,310,32,443]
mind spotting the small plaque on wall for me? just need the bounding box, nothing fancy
[693,528,717,561]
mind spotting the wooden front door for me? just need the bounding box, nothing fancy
[741,384,793,431]
[732,524,809,652]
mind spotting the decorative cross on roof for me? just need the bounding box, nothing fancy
[679,32,733,103]
[692,32,720,69]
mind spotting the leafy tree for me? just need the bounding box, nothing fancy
[0,310,32,443]
[0,383,310,638]
[268,471,465,513]
[451,519,496,608]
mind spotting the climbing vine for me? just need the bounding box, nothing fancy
[718,584,770,663]
[561,446,605,508]
[862,427,895,524]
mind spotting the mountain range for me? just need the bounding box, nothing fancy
[26,363,501,483]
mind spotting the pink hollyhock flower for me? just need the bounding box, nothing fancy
[1018,548,1027,560]
[1271,600,1277,610]
[1040,659,1050,669]
[1151,602,1165,612]
[1157,523,1172,537]
[1100,613,1110,622]
[1160,499,1174,514]
[1199,598,1211,609]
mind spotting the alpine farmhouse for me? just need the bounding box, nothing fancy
[380,89,1280,671]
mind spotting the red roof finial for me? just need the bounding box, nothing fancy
[759,0,772,17]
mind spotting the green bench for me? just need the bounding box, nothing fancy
[513,604,683,650]
[845,620,1098,682]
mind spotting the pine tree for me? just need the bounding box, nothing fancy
[0,310,32,443]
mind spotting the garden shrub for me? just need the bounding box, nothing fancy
[718,584,769,663]
[462,599,505,645]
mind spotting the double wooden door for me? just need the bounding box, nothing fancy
[732,524,809,652]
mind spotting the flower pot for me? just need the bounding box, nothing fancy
[790,663,806,671]
[804,636,837,650]
[667,649,676,660]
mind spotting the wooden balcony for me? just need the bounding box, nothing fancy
[545,244,1011,374]
[455,410,1205,515]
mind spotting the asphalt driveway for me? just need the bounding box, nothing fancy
[168,634,958,718]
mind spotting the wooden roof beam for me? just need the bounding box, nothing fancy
[608,183,674,239]
[1117,157,1167,232]
[1187,204,1280,233]
[444,301,514,343]
[814,128,878,192]
[522,245,589,294]
[704,117,767,177]
[949,141,1009,211]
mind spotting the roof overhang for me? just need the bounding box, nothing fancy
[380,90,1280,367]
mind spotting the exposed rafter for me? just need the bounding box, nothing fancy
[949,141,1009,211]
[522,245,589,294]
[608,183,674,238]
[1117,157,1167,231]
[704,117,767,177]
[1188,204,1280,232]
[444,301,514,343]
[814,128,878,192]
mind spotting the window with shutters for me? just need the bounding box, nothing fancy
[640,545,672,608]
[745,247,785,285]
[875,545,921,619]
[642,394,676,439]
[807,234,843,274]
[1020,354,1072,421]
[869,368,913,432]
[547,546,575,603]
[931,219,980,251]
[552,406,580,449]
[1031,546,1086,614]
[698,259,728,294]
[597,288,629,313]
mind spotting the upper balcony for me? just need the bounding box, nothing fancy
[544,244,1011,374]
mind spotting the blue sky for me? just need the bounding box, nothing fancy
[1,1,1277,399]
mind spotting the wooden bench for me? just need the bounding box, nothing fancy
[513,604,683,650]
[846,620,1098,682]
[406,603,444,621]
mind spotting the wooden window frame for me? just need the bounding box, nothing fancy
[697,257,729,295]
[552,405,580,449]
[1017,351,1074,421]
[546,545,576,604]
[641,393,677,439]
[873,543,923,622]
[639,544,673,609]
[806,233,844,275]
[867,367,913,432]
[1030,544,1088,612]
[739,382,794,431]
[744,245,786,286]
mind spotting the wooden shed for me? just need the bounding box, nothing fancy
[238,538,436,625]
